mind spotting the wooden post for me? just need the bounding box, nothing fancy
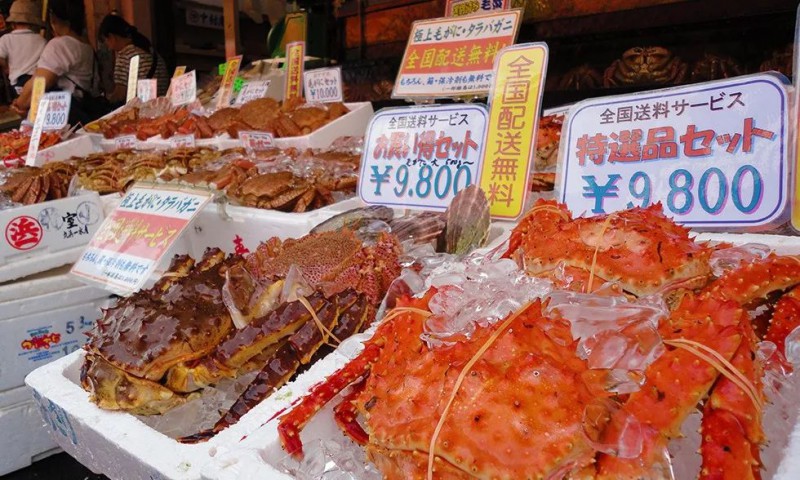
[84,0,97,48]
[223,0,240,59]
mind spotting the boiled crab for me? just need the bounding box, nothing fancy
[604,46,687,87]
[81,229,401,440]
[0,161,77,205]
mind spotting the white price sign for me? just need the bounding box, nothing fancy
[170,134,196,148]
[137,79,158,102]
[26,97,49,166]
[304,67,343,103]
[114,135,138,150]
[235,80,271,105]
[170,70,197,106]
[41,92,70,131]
[358,104,487,212]
[126,55,140,103]
[559,74,789,229]
[239,131,274,151]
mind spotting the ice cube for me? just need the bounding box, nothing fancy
[709,243,771,277]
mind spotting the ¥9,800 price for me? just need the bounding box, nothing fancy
[584,165,763,216]
[369,164,473,201]
[44,110,67,130]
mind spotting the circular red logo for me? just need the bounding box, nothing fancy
[6,215,43,251]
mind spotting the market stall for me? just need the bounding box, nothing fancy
[0,0,799,479]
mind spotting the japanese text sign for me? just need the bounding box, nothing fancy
[559,74,789,229]
[284,41,306,101]
[303,67,343,103]
[28,76,45,123]
[170,134,196,149]
[479,43,548,219]
[236,80,271,105]
[170,70,197,106]
[166,66,186,98]
[137,79,157,102]
[239,131,274,151]
[359,104,488,212]
[26,97,49,166]
[126,55,140,103]
[0,193,104,259]
[217,55,243,108]
[41,92,70,131]
[114,135,138,150]
[393,10,521,99]
[71,185,212,295]
[446,0,509,17]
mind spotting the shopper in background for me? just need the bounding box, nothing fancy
[11,0,109,124]
[99,13,168,105]
[0,0,46,96]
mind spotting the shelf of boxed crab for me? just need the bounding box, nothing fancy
[84,96,373,151]
[23,187,501,480]
[196,201,800,480]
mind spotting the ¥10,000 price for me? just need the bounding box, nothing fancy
[369,164,473,200]
[606,165,764,216]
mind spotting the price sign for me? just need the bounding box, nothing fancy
[170,70,196,106]
[559,74,789,229]
[239,131,274,151]
[71,185,212,295]
[790,4,800,231]
[479,43,548,219]
[393,10,521,99]
[304,67,343,103]
[235,80,271,105]
[170,134,196,148]
[166,66,186,98]
[114,135,138,150]
[26,97,48,166]
[41,92,70,131]
[137,79,158,102]
[359,104,488,212]
[126,55,140,103]
[27,76,46,123]
[217,55,243,108]
[445,0,509,16]
[284,41,305,101]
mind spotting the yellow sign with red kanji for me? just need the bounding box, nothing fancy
[216,55,242,108]
[284,41,306,101]
[479,43,548,219]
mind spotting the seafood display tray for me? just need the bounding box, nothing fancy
[33,135,98,166]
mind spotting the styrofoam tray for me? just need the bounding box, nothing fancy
[0,385,60,476]
[34,134,98,165]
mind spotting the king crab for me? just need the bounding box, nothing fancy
[604,46,687,87]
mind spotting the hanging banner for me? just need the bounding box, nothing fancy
[170,70,197,106]
[392,10,521,99]
[126,55,140,103]
[137,79,157,102]
[71,185,212,295]
[284,41,306,101]
[559,74,789,229]
[27,76,46,123]
[359,104,488,212]
[304,66,343,103]
[217,55,243,108]
[236,80,271,105]
[479,43,548,219]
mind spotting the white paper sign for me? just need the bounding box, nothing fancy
[235,80,271,105]
[170,134,196,148]
[239,131,274,151]
[26,98,49,166]
[558,74,789,229]
[126,55,140,103]
[41,92,70,131]
[137,79,158,102]
[304,67,343,103]
[114,135,138,150]
[358,104,488,212]
[170,70,197,106]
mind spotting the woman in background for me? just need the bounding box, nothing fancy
[0,0,46,95]
[99,13,168,104]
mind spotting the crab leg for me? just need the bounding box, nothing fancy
[333,378,369,445]
[765,285,800,371]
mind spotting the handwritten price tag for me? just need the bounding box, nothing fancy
[304,67,343,103]
[170,70,197,106]
[26,97,49,166]
[137,79,158,102]
[235,80,271,105]
[71,185,212,295]
[358,104,488,212]
[126,55,140,103]
[170,134,196,148]
[114,135,138,150]
[41,91,70,131]
[559,74,789,230]
[239,131,274,151]
[217,55,243,108]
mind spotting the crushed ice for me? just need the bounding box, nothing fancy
[709,243,772,277]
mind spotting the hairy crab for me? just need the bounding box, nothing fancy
[604,46,687,87]
[81,229,401,440]
[279,201,800,479]
[691,53,744,82]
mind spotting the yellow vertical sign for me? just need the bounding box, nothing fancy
[284,41,305,101]
[479,43,549,219]
[27,76,46,123]
[216,55,242,109]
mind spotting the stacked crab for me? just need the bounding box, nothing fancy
[279,200,800,479]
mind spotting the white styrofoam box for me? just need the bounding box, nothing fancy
[35,135,98,165]
[0,193,106,283]
[0,385,60,476]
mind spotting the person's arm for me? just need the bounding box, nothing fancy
[107,83,126,103]
[11,67,58,114]
[0,58,8,78]
[107,56,128,103]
